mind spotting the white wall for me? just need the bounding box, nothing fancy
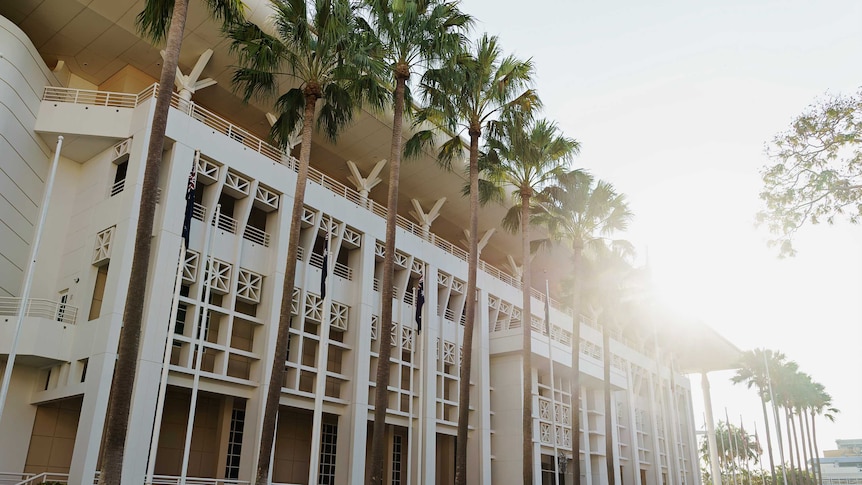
[0,15,58,297]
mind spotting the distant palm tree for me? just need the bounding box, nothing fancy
[99,1,243,484]
[537,170,633,484]
[357,1,472,482]
[699,420,762,481]
[807,384,837,485]
[731,348,787,483]
[227,1,384,482]
[408,33,539,484]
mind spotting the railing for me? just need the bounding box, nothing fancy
[110,178,125,196]
[333,262,352,280]
[0,297,78,325]
[1,472,33,485]
[215,212,238,235]
[41,84,577,321]
[243,225,270,247]
[150,475,250,485]
[13,472,69,485]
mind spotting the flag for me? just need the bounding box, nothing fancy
[181,153,198,247]
[320,238,329,300]
[415,277,425,332]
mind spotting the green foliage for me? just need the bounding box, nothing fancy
[758,89,862,257]
[227,0,386,148]
[137,0,244,43]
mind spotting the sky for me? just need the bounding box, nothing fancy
[459,0,862,459]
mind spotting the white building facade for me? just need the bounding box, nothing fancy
[0,4,735,484]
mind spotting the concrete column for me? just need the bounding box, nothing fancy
[165,49,217,111]
[625,364,642,485]
[701,373,722,485]
[346,160,386,209]
[342,229,376,483]
[409,198,446,239]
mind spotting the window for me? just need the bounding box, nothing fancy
[391,434,402,485]
[319,423,337,484]
[111,160,128,196]
[89,265,109,321]
[57,289,69,322]
[224,405,245,479]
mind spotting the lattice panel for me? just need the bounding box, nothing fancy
[291,287,300,315]
[488,295,499,309]
[556,403,571,426]
[390,322,398,347]
[582,340,602,360]
[92,226,115,266]
[374,241,385,258]
[197,157,219,184]
[182,250,199,283]
[401,327,414,352]
[393,251,408,268]
[539,398,552,420]
[301,207,316,226]
[111,138,131,160]
[539,422,553,445]
[451,279,464,293]
[236,268,262,303]
[206,259,231,294]
[410,259,423,275]
[330,301,349,331]
[225,171,250,197]
[437,272,451,287]
[304,293,324,322]
[442,341,456,365]
[342,227,361,248]
[370,314,379,340]
[254,185,279,211]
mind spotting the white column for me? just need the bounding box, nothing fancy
[165,48,217,109]
[625,364,642,485]
[346,159,386,209]
[701,373,722,485]
[409,198,446,239]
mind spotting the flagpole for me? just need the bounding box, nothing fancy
[416,267,426,485]
[406,284,416,485]
[726,408,739,485]
[740,416,751,485]
[309,217,334,485]
[0,136,63,424]
[146,149,200,484]
[179,203,220,485]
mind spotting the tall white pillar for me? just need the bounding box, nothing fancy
[701,373,722,485]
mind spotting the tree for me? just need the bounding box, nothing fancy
[699,421,762,484]
[732,348,787,483]
[227,1,384,482]
[357,1,472,482]
[537,169,633,484]
[408,33,538,484]
[480,114,577,481]
[99,1,243,484]
[757,89,862,257]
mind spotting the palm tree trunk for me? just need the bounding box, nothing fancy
[810,411,822,485]
[791,410,803,484]
[570,246,584,485]
[759,391,777,485]
[98,1,188,484]
[455,128,481,485]
[802,409,815,485]
[370,73,408,485]
[255,90,319,485]
[603,323,615,485]
[784,408,798,485]
[796,411,809,484]
[520,190,534,485]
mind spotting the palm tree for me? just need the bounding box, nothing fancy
[227,1,384,482]
[99,1,243,484]
[479,114,577,482]
[699,420,762,482]
[357,1,472,482]
[732,348,787,483]
[537,169,633,484]
[408,33,538,484]
[808,384,837,485]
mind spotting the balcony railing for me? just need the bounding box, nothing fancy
[42,84,576,320]
[0,297,78,325]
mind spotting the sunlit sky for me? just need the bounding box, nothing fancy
[459,0,862,456]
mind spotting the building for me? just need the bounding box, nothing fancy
[0,1,740,484]
[818,439,862,485]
